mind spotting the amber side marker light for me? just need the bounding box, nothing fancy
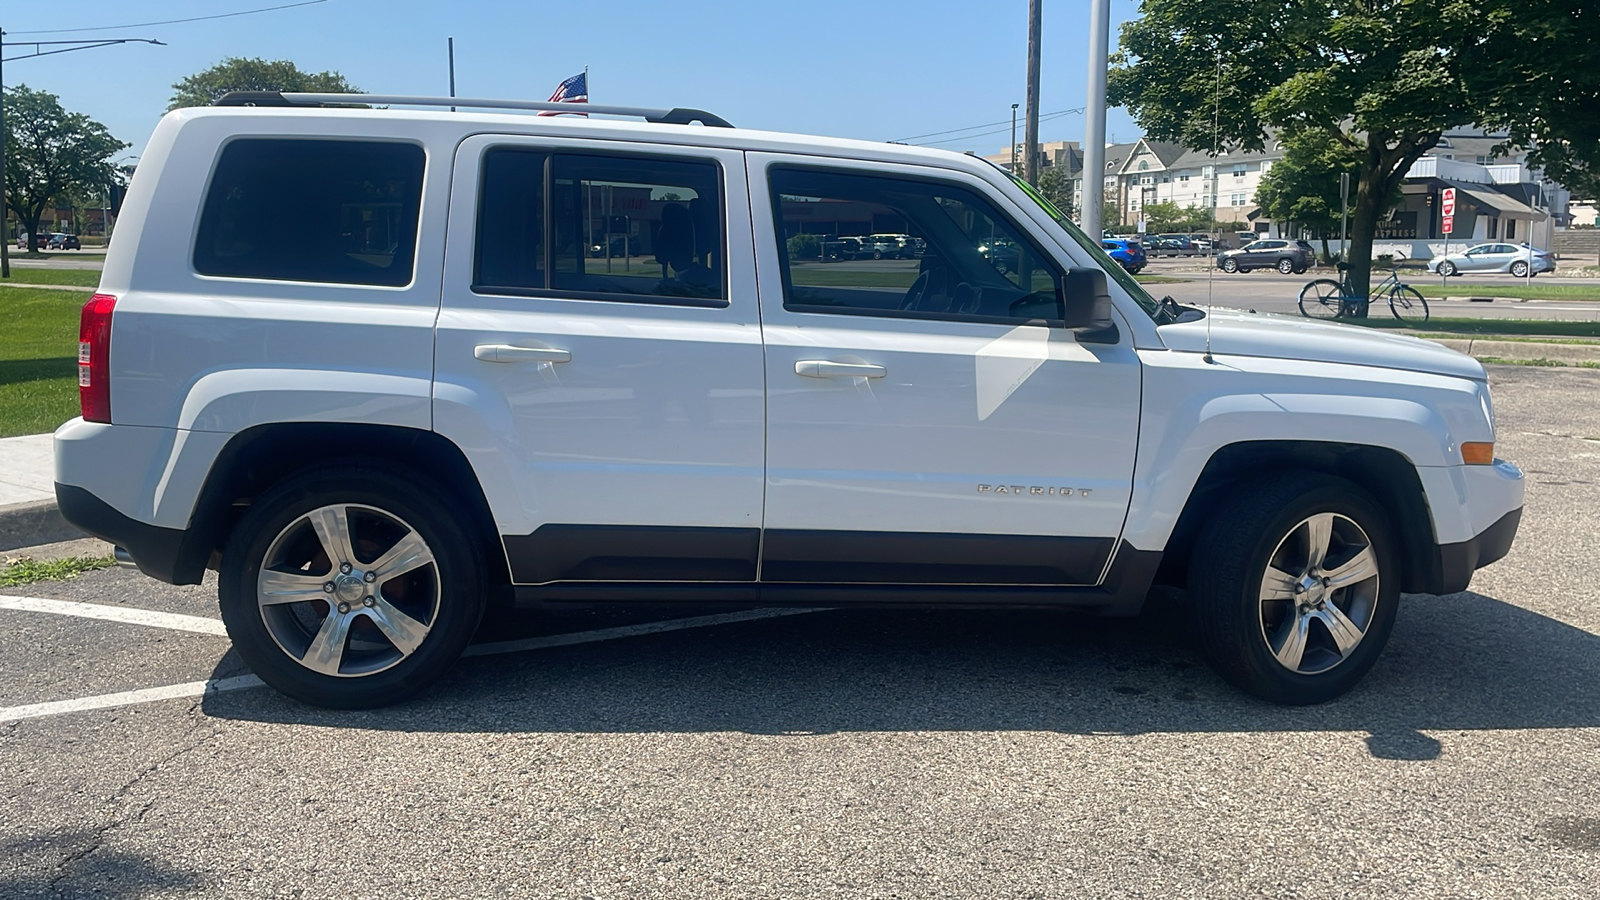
[1461,442,1495,465]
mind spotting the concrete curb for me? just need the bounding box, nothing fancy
[1430,338,1600,365]
[0,498,85,553]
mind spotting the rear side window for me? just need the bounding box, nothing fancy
[473,149,727,305]
[194,139,425,287]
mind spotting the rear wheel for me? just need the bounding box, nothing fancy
[1187,474,1399,705]
[1277,258,1296,274]
[219,463,486,709]
[1298,279,1346,319]
[1510,260,1529,278]
[1388,286,1430,324]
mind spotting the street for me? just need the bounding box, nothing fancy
[3,364,1598,897]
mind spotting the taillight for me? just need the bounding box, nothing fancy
[78,293,116,423]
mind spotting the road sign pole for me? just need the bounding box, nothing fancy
[1439,187,1456,289]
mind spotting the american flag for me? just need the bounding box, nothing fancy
[537,72,588,116]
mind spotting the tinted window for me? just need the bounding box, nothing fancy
[195,139,424,286]
[770,168,1062,325]
[474,149,547,292]
[552,155,725,302]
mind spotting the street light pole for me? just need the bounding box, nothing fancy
[1010,103,1019,172]
[1081,0,1111,238]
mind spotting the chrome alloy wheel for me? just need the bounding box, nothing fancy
[1257,512,1380,675]
[256,504,440,678]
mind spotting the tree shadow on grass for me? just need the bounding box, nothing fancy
[0,358,73,386]
[203,590,1600,757]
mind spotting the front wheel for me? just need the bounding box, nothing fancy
[1298,279,1346,320]
[1187,473,1399,705]
[1221,258,1239,274]
[1388,285,1430,323]
[1437,261,1457,278]
[219,462,487,709]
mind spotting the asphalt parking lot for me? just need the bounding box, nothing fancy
[4,365,1600,898]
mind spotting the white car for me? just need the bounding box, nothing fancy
[55,91,1523,709]
[1428,242,1555,277]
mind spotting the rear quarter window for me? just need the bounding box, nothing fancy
[193,139,426,287]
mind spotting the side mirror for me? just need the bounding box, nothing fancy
[1059,267,1117,340]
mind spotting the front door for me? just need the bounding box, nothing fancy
[434,136,765,584]
[748,155,1142,586]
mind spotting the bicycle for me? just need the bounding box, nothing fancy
[1298,261,1429,323]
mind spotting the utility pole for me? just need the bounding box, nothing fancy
[1081,0,1110,238]
[1023,0,1042,185]
[1,31,163,278]
[1010,103,1019,173]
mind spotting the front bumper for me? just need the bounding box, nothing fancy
[1427,505,1522,594]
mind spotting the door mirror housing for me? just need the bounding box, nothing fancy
[1059,267,1118,341]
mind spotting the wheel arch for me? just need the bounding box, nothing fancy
[1154,441,1437,593]
[176,423,509,593]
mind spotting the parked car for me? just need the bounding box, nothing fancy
[864,233,921,259]
[48,233,82,250]
[587,235,635,257]
[16,232,51,251]
[977,238,1021,273]
[56,89,1521,710]
[1153,234,1201,257]
[1102,237,1147,274]
[1217,239,1315,274]
[821,236,868,261]
[1186,234,1214,254]
[1427,243,1555,278]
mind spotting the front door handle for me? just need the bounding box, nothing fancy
[474,344,571,364]
[795,360,886,379]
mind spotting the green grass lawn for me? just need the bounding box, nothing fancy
[1407,282,1600,302]
[0,268,102,288]
[0,286,83,438]
[1342,316,1600,339]
[1134,275,1188,285]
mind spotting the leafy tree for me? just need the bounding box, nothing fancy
[1139,200,1184,230]
[1108,0,1600,313]
[1037,165,1076,221]
[169,57,359,109]
[1253,130,1368,262]
[3,85,128,258]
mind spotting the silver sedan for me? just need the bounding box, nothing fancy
[1427,243,1555,277]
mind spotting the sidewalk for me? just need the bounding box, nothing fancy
[0,433,82,552]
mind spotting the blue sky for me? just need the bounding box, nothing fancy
[3,0,1144,161]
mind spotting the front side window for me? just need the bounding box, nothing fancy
[770,168,1062,325]
[195,139,425,286]
[473,150,725,304]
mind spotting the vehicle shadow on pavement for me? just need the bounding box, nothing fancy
[201,590,1600,756]
[0,830,203,899]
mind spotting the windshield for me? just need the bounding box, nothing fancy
[1003,170,1162,320]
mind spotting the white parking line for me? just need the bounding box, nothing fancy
[0,605,823,723]
[0,594,228,636]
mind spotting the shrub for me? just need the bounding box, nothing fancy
[787,233,820,259]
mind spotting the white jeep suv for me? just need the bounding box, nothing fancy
[55,92,1523,708]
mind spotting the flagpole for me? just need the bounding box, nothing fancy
[584,65,588,101]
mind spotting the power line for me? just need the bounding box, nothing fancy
[912,109,1082,147]
[8,0,329,36]
[895,107,1082,144]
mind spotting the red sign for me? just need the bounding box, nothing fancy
[1442,214,1454,235]
[1441,187,1456,217]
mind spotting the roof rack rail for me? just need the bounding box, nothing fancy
[213,92,733,128]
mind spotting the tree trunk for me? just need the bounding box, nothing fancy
[1346,151,1388,316]
[1320,235,1332,264]
[23,210,44,256]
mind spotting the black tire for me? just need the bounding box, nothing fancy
[1277,258,1296,274]
[1388,285,1430,324]
[219,462,487,709]
[1187,473,1400,705]
[1437,261,1456,278]
[1510,260,1529,278]
[1239,267,1252,273]
[1221,258,1239,274]
[1298,278,1346,319]
[1293,266,1307,275]
[872,249,883,260]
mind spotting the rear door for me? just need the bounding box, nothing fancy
[434,136,765,584]
[749,155,1142,586]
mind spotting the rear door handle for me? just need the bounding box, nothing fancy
[474,344,571,364]
[795,360,886,379]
